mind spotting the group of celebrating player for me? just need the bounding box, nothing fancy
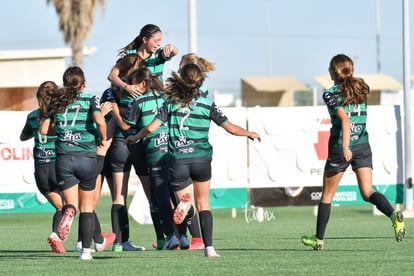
[20,23,260,260]
[20,23,406,261]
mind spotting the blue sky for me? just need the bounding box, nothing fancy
[0,0,413,98]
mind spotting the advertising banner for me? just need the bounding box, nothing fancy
[0,111,54,213]
[0,106,405,213]
[247,105,403,206]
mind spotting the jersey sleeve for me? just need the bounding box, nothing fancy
[124,101,140,126]
[100,88,116,103]
[155,101,169,123]
[210,102,228,126]
[158,48,170,62]
[91,95,102,113]
[323,91,341,110]
[20,115,34,138]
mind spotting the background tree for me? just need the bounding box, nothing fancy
[47,0,105,68]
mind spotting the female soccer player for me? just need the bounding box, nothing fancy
[301,54,406,250]
[112,67,179,250]
[20,81,65,254]
[108,24,178,97]
[125,63,261,257]
[39,66,110,260]
[106,54,148,252]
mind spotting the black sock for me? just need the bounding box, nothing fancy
[111,204,124,243]
[316,202,331,240]
[79,212,95,249]
[199,210,213,247]
[120,205,129,243]
[77,216,82,243]
[187,214,201,238]
[158,201,175,237]
[369,192,394,217]
[176,222,187,237]
[52,209,62,234]
[150,208,165,241]
[93,211,103,244]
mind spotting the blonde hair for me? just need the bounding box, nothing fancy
[180,53,215,78]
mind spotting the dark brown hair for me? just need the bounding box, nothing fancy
[127,67,164,94]
[118,24,161,55]
[329,54,370,105]
[165,63,205,107]
[36,81,58,118]
[45,66,86,117]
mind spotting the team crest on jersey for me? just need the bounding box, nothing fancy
[62,130,81,142]
[155,131,168,147]
[125,128,138,136]
[37,147,54,158]
[175,134,193,148]
[350,122,362,141]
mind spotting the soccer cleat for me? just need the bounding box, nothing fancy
[74,241,96,253]
[301,235,324,251]
[179,235,190,250]
[189,237,205,250]
[47,232,66,254]
[80,248,93,260]
[95,232,116,252]
[163,235,179,250]
[58,207,75,241]
[121,241,146,251]
[112,243,123,252]
[101,231,114,239]
[204,246,220,258]
[153,240,166,250]
[391,211,406,242]
[174,193,193,225]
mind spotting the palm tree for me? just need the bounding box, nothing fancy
[47,0,105,68]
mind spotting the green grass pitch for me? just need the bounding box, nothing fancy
[1,195,413,275]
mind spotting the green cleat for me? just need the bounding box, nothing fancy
[301,235,324,251]
[391,211,405,242]
[112,243,123,252]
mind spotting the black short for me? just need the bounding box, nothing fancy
[108,138,148,176]
[55,154,98,191]
[128,141,148,176]
[324,143,373,173]
[169,160,211,192]
[100,146,112,179]
[148,162,170,205]
[34,163,59,195]
[109,138,132,173]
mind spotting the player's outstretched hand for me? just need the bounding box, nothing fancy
[248,132,261,142]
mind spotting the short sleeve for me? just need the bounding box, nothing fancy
[210,102,228,126]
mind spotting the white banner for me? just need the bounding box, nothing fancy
[0,111,37,192]
[210,107,249,189]
[0,106,403,194]
[247,105,403,188]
